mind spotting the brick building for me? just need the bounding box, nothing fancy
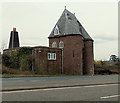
[4,8,94,75]
[32,46,62,74]
[49,8,94,75]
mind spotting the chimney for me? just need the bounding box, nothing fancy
[13,28,16,32]
[8,27,20,49]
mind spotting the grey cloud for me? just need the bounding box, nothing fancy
[93,35,117,44]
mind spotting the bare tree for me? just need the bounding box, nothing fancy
[1,41,7,53]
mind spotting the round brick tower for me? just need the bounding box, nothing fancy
[83,40,94,75]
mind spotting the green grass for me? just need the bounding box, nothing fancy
[1,74,51,77]
[1,73,75,77]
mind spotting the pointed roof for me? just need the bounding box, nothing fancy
[49,9,93,41]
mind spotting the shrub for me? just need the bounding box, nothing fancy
[2,47,33,73]
[20,55,32,71]
[18,47,32,55]
[2,54,11,67]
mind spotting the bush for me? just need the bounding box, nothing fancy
[94,60,120,75]
[18,47,32,55]
[2,65,34,74]
[20,55,32,71]
[98,69,112,75]
[2,47,33,73]
[2,54,11,67]
[18,47,33,71]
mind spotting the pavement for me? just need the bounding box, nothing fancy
[1,75,119,91]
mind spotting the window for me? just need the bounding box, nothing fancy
[67,13,72,20]
[59,41,64,48]
[54,25,60,35]
[67,13,69,16]
[48,53,56,60]
[52,42,57,48]
[68,16,72,20]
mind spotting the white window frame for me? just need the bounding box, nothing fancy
[48,53,56,60]
[54,25,60,35]
[52,41,57,48]
[59,41,64,48]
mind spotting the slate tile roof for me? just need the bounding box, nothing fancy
[49,9,93,41]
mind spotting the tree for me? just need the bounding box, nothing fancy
[1,41,7,51]
[109,55,118,62]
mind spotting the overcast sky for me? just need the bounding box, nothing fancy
[0,0,118,60]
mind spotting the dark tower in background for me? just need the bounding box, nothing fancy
[8,28,20,49]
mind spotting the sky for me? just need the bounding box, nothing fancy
[0,0,119,60]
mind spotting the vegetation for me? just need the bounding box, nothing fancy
[94,60,119,75]
[1,48,120,76]
[2,47,33,74]
[109,55,119,62]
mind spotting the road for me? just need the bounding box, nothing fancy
[1,75,119,101]
[2,75,118,90]
[2,84,119,101]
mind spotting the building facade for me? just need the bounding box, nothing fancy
[32,46,62,74]
[4,8,94,75]
[49,9,94,75]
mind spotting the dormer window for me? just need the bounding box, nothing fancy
[67,13,72,20]
[68,17,72,20]
[54,25,60,35]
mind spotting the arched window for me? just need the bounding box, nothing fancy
[59,41,64,48]
[54,25,60,35]
[52,42,57,48]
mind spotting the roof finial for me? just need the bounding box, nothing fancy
[65,6,66,10]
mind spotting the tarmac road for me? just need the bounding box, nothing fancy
[2,75,119,91]
[1,75,119,101]
[2,83,119,101]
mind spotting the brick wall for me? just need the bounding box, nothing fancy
[3,48,19,55]
[83,40,94,75]
[49,35,84,75]
[32,46,62,74]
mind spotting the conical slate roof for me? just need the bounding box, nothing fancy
[49,9,93,41]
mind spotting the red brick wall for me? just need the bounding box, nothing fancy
[49,35,84,75]
[83,40,94,75]
[3,48,19,55]
[32,47,62,74]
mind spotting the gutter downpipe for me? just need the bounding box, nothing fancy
[61,48,64,74]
